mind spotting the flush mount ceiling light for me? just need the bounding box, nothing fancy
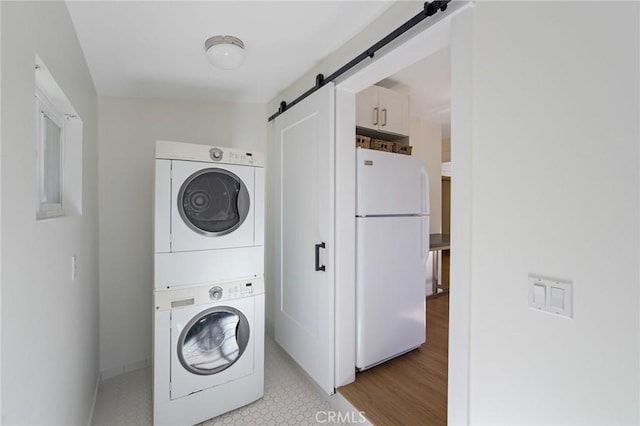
[204,35,245,70]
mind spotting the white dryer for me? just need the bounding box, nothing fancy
[153,277,265,425]
[154,141,265,289]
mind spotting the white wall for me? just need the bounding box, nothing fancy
[468,2,639,424]
[411,117,442,233]
[98,97,266,376]
[411,117,442,296]
[1,2,99,424]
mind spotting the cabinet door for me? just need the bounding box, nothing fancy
[355,85,379,131]
[378,86,409,136]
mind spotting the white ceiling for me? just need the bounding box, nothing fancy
[66,1,395,104]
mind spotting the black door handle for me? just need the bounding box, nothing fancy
[315,242,326,271]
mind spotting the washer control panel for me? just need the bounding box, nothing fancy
[155,277,264,311]
[207,283,253,300]
[226,282,254,298]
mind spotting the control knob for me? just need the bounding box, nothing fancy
[209,286,223,300]
[209,148,223,161]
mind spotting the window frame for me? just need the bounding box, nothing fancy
[35,87,65,219]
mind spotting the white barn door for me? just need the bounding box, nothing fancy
[273,83,335,394]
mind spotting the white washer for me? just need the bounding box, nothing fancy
[154,141,265,289]
[153,277,265,426]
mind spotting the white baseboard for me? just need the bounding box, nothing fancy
[87,372,100,426]
[100,358,151,381]
[265,317,275,339]
[124,358,149,373]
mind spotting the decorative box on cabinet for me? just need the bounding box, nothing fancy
[356,85,409,137]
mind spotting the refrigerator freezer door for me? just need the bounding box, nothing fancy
[356,149,429,216]
[356,216,428,370]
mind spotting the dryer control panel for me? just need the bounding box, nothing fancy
[224,150,254,166]
[155,140,265,168]
[154,276,264,311]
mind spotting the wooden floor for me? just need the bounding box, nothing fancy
[339,295,449,426]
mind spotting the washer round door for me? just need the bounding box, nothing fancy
[177,306,250,376]
[178,168,250,237]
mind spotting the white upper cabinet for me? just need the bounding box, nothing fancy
[356,85,409,137]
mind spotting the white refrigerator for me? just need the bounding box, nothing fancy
[355,148,429,370]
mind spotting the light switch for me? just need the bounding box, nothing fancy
[533,283,546,306]
[528,274,573,318]
[528,277,547,310]
[550,286,564,309]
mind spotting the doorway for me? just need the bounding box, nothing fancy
[338,46,451,424]
[333,4,472,424]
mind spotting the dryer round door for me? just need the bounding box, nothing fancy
[178,168,250,237]
[177,306,250,375]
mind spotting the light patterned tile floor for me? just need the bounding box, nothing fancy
[92,366,152,426]
[91,336,346,426]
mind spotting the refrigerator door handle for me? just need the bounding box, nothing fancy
[315,242,326,271]
[421,216,429,264]
[420,167,430,215]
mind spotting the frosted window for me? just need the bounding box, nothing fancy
[36,95,64,220]
[35,56,83,220]
[42,113,62,205]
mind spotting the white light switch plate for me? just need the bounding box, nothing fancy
[528,275,572,318]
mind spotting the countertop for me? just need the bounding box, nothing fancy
[429,233,450,251]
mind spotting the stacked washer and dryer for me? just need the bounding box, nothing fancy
[153,140,265,425]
